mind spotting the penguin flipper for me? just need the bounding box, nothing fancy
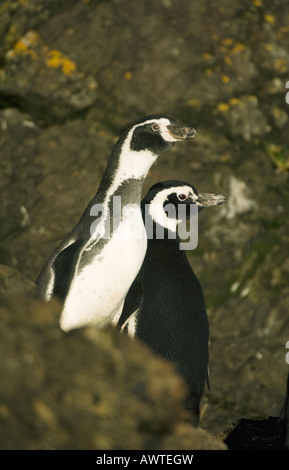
[36,238,84,303]
[51,238,85,303]
[117,279,143,329]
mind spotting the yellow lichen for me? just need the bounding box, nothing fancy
[223,56,233,66]
[273,58,288,73]
[264,14,275,25]
[7,30,41,60]
[221,74,230,83]
[229,97,240,106]
[46,50,76,76]
[7,30,77,77]
[222,38,234,47]
[217,103,230,112]
[13,40,29,53]
[271,107,283,118]
[62,58,76,76]
[46,50,62,68]
[253,0,262,7]
[205,68,213,75]
[8,40,37,60]
[124,71,132,80]
[230,42,245,54]
[203,52,212,60]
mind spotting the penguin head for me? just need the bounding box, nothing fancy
[106,117,197,184]
[142,180,226,233]
[117,115,196,157]
[128,115,196,155]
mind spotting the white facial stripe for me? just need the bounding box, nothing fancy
[156,118,179,142]
[148,186,195,231]
[159,130,177,142]
[117,117,172,180]
[123,117,177,147]
[140,118,179,142]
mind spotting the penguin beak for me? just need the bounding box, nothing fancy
[196,192,226,207]
[167,124,197,140]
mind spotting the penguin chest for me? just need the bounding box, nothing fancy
[60,207,147,331]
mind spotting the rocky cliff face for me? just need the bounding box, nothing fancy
[0,0,289,450]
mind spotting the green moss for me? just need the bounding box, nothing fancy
[265,143,289,173]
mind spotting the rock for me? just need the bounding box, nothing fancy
[219,175,258,220]
[0,295,226,450]
[222,413,288,450]
[0,264,35,298]
[215,95,271,141]
[1,30,98,124]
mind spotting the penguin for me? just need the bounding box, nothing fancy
[35,116,196,332]
[117,180,226,425]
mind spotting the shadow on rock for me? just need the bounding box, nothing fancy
[221,372,289,450]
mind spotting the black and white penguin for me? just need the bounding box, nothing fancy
[36,116,196,332]
[117,180,226,425]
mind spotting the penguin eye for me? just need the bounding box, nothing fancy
[151,123,160,132]
[178,193,188,201]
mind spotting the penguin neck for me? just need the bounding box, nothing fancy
[146,228,188,271]
[98,139,158,203]
[145,218,182,249]
[142,210,192,257]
